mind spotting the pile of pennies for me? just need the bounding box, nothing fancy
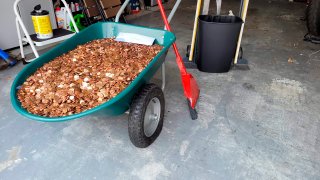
[17,38,163,117]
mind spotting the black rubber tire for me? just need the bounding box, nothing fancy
[307,0,320,36]
[128,83,165,148]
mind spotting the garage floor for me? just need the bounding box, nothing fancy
[1,0,319,179]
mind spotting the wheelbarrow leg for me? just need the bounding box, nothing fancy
[161,63,165,90]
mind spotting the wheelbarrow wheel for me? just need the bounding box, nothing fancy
[128,83,165,148]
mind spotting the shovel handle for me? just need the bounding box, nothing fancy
[157,0,187,75]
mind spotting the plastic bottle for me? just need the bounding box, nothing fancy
[70,2,75,12]
[55,7,64,28]
[60,7,71,30]
[74,3,79,11]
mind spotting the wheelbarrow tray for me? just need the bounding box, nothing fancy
[11,22,176,122]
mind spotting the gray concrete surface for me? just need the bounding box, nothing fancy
[1,0,319,179]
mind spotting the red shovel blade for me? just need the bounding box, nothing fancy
[182,73,200,109]
[182,73,200,120]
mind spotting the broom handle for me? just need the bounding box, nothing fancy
[188,0,202,61]
[157,0,187,75]
[234,0,249,64]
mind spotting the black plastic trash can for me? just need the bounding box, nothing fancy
[196,15,243,73]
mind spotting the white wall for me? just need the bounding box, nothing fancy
[0,0,19,50]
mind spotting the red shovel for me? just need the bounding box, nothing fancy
[157,0,200,120]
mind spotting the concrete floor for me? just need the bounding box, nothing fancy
[1,0,320,179]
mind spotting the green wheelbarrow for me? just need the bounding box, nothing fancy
[11,22,176,148]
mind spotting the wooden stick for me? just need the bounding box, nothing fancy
[234,0,249,64]
[189,0,203,61]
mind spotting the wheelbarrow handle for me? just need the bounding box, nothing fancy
[164,0,181,30]
[116,0,181,29]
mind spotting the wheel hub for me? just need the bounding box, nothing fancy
[144,97,161,137]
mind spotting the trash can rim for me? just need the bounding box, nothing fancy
[198,15,244,24]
